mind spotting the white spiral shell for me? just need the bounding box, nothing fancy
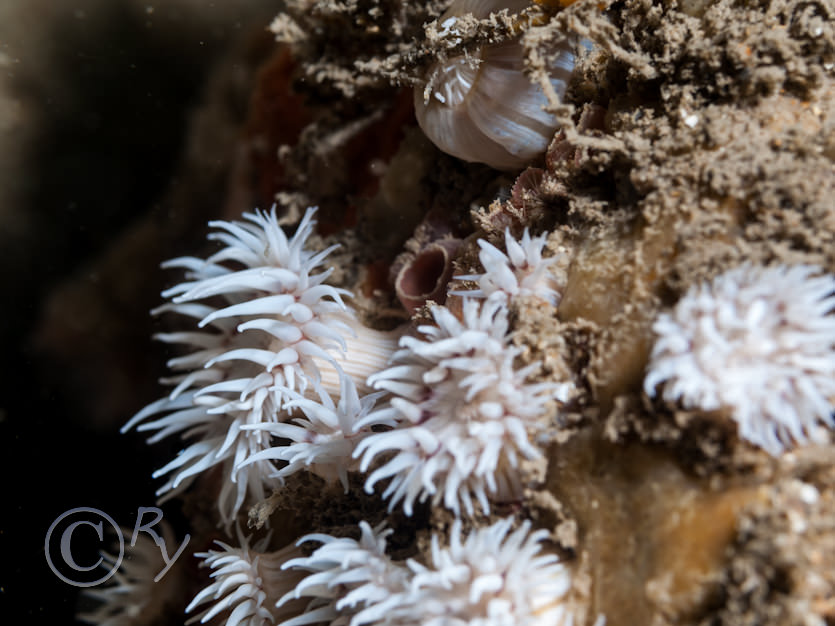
[415,0,580,170]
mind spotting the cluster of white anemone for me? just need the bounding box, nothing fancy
[186,517,574,626]
[355,225,571,517]
[645,263,835,455]
[100,201,835,626]
[125,207,571,526]
[351,224,571,517]
[114,206,576,625]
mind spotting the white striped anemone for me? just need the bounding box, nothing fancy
[645,263,835,455]
[124,207,399,528]
[355,297,574,516]
[278,516,575,626]
[415,0,587,170]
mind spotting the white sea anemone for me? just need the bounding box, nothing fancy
[280,517,574,626]
[158,206,355,398]
[122,317,284,527]
[278,521,411,626]
[123,206,396,527]
[79,523,185,626]
[644,263,835,455]
[355,297,573,516]
[454,228,566,306]
[187,528,307,626]
[414,0,581,170]
[239,372,388,491]
[405,517,574,626]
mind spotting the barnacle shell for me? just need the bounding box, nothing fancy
[415,0,581,170]
[394,239,463,313]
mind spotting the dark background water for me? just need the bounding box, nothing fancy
[0,1,273,622]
